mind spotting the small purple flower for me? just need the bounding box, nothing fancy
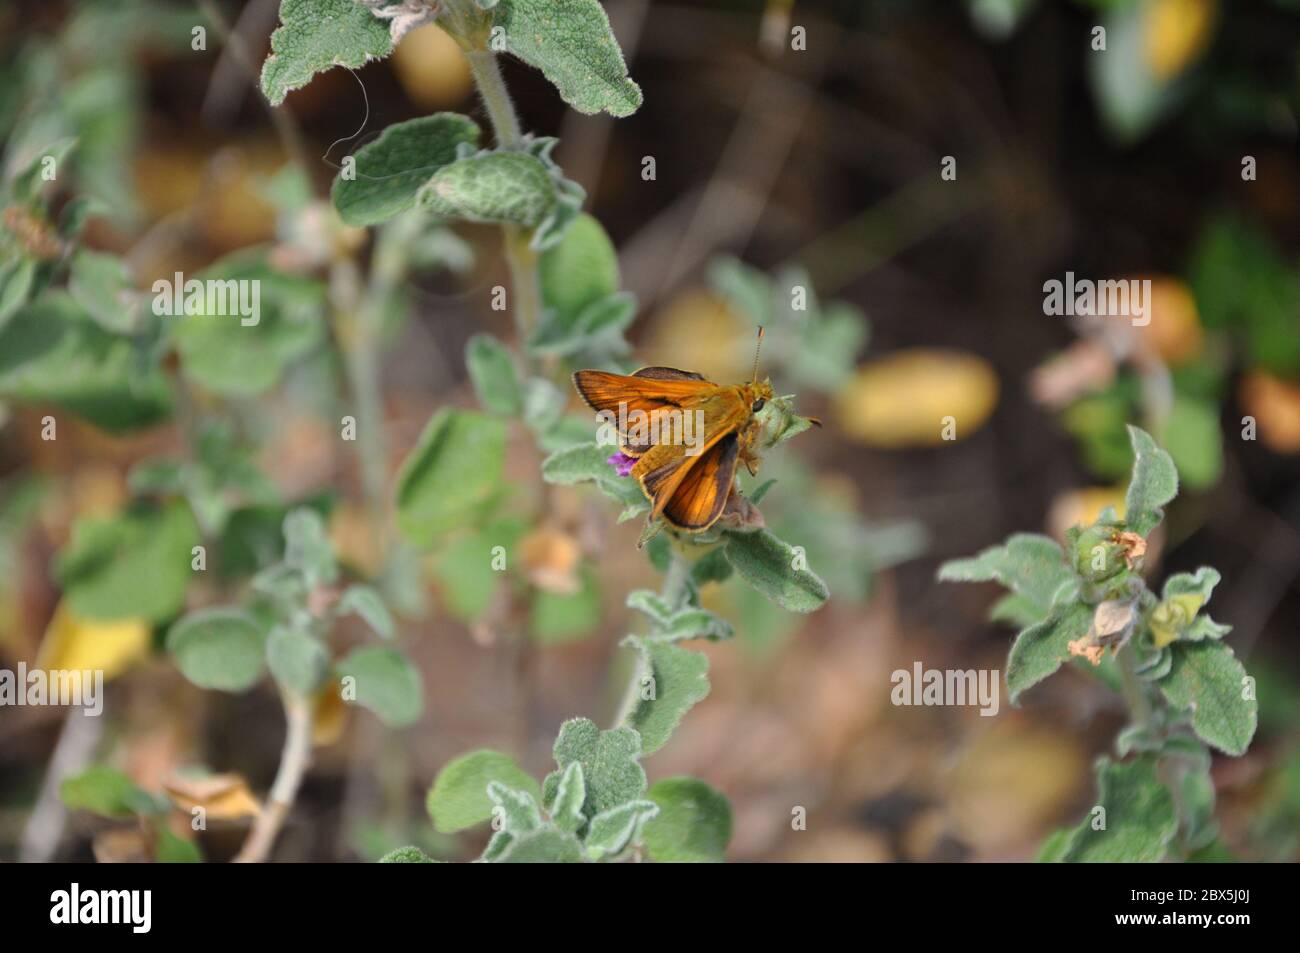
[606,451,635,477]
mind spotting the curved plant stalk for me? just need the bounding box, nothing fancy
[234,691,314,863]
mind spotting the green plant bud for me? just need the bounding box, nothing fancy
[1072,524,1126,583]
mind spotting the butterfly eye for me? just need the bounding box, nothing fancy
[751,398,765,413]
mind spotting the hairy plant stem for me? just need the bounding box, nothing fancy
[1117,642,1152,728]
[612,549,691,727]
[464,48,544,349]
[331,256,391,556]
[234,690,314,862]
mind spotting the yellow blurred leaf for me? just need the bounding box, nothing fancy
[1138,276,1203,366]
[163,772,262,820]
[35,602,150,680]
[312,680,350,747]
[392,24,473,110]
[1239,371,1300,453]
[1047,486,1126,541]
[833,349,999,447]
[520,525,581,595]
[1144,0,1217,82]
[648,291,749,384]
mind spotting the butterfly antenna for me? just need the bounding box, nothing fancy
[751,326,765,383]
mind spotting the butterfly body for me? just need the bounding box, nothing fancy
[573,366,775,532]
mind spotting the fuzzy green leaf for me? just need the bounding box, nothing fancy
[722,528,829,613]
[1158,642,1257,756]
[283,507,338,586]
[937,533,1074,616]
[541,441,646,508]
[395,408,507,543]
[331,113,481,226]
[336,646,423,727]
[465,333,523,416]
[583,799,658,860]
[655,607,734,643]
[420,151,556,229]
[335,584,395,639]
[261,0,393,106]
[545,717,646,818]
[427,750,541,833]
[539,213,620,320]
[1124,426,1179,537]
[266,624,329,696]
[1161,567,1220,605]
[0,293,172,432]
[55,502,199,624]
[494,825,583,863]
[166,607,266,692]
[486,781,543,833]
[69,250,139,334]
[549,762,586,833]
[1055,757,1177,863]
[1006,601,1092,704]
[643,777,732,863]
[170,256,326,399]
[378,846,439,863]
[495,0,643,117]
[60,767,157,819]
[621,636,710,756]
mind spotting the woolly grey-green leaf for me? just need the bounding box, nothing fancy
[395,408,507,542]
[331,113,481,226]
[1184,614,1232,641]
[283,507,338,586]
[541,441,647,508]
[465,333,523,416]
[1158,641,1257,756]
[583,799,658,860]
[335,584,395,639]
[621,636,710,755]
[261,0,393,106]
[643,777,732,863]
[937,533,1075,617]
[336,646,423,727]
[167,607,266,692]
[69,249,139,333]
[494,825,583,863]
[655,607,734,643]
[549,762,586,833]
[722,528,829,613]
[529,293,635,358]
[420,151,556,229]
[626,589,672,624]
[1054,756,1177,863]
[494,0,643,117]
[539,213,620,320]
[1162,567,1220,605]
[266,624,329,696]
[1124,425,1178,537]
[546,717,646,818]
[1006,601,1092,704]
[486,781,543,833]
[427,750,541,832]
[378,845,439,863]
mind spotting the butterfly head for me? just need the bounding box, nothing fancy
[743,378,775,415]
